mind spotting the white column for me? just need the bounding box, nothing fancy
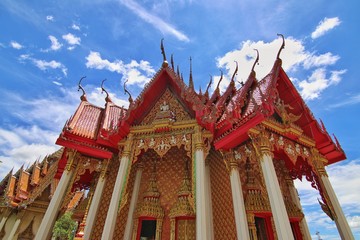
[260,153,294,240]
[35,151,77,240]
[123,165,143,240]
[205,164,214,240]
[83,176,106,239]
[195,147,208,240]
[101,153,130,240]
[288,183,311,239]
[229,166,250,239]
[8,217,21,240]
[321,175,354,240]
[0,216,8,232]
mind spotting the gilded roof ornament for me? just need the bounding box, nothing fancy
[123,79,133,104]
[78,76,87,101]
[160,38,168,67]
[215,69,223,92]
[101,79,112,103]
[276,33,285,59]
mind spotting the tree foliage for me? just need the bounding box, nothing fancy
[52,212,77,240]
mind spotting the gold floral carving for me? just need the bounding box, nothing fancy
[249,126,273,159]
[133,133,191,163]
[75,157,103,182]
[142,89,192,125]
[66,149,78,171]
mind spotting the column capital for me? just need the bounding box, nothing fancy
[310,148,328,177]
[65,149,78,171]
[221,150,240,173]
[119,134,134,158]
[249,126,273,158]
[100,159,110,180]
[194,125,204,150]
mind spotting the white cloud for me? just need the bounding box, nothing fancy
[10,41,23,49]
[348,216,360,229]
[327,94,360,109]
[0,126,59,178]
[19,54,68,76]
[85,51,156,87]
[118,0,189,42]
[71,23,80,31]
[48,35,62,51]
[216,37,346,100]
[52,81,62,86]
[311,17,341,39]
[87,87,130,108]
[298,68,346,100]
[62,33,81,47]
[46,15,54,21]
[303,52,339,70]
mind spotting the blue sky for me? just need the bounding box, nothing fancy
[0,0,359,239]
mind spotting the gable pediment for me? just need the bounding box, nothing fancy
[140,88,193,126]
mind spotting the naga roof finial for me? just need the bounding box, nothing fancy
[101,79,112,103]
[276,33,285,59]
[160,38,168,67]
[171,54,174,70]
[205,74,213,96]
[78,76,87,101]
[251,49,260,73]
[124,79,133,104]
[231,61,238,83]
[189,56,194,90]
[215,70,223,91]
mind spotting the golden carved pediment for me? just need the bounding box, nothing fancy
[141,89,192,126]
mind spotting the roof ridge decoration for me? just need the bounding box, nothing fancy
[161,38,168,68]
[78,76,87,101]
[101,79,112,103]
[251,49,259,75]
[189,56,194,90]
[276,33,285,59]
[123,79,133,105]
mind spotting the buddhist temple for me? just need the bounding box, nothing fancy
[0,36,354,240]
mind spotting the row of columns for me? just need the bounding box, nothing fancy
[31,128,353,240]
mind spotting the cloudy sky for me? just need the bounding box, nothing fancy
[0,0,359,239]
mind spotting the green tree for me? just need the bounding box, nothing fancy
[52,212,77,240]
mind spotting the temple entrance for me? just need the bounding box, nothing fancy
[139,219,157,240]
[176,218,196,240]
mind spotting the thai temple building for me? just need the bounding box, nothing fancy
[0,37,354,240]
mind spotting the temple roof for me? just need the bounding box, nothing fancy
[54,38,345,165]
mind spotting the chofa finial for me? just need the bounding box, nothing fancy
[231,61,238,83]
[160,38,168,67]
[276,34,285,59]
[251,49,259,73]
[124,79,133,104]
[101,79,112,103]
[78,76,87,101]
[216,70,223,91]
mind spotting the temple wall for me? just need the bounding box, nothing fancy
[209,152,237,239]
[90,156,119,239]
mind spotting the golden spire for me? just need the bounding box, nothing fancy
[78,76,87,101]
[189,57,194,90]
